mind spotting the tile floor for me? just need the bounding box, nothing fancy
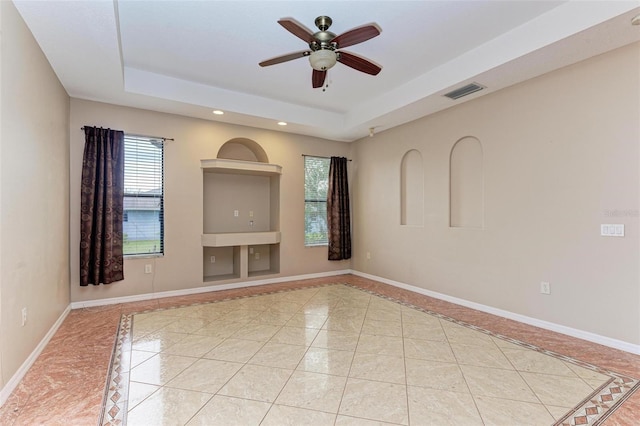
[102,283,637,425]
[1,275,639,425]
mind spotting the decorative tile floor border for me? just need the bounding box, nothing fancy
[352,284,640,426]
[101,312,132,426]
[99,283,640,426]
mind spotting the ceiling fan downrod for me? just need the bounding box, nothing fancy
[315,16,332,31]
[311,16,337,51]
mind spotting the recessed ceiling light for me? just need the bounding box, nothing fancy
[212,110,224,115]
[277,122,287,126]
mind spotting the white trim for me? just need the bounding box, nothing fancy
[68,267,640,353]
[0,305,71,406]
[70,270,351,309]
[351,270,640,355]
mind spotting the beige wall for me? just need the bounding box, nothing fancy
[70,100,351,303]
[0,1,70,390]
[352,43,640,345]
[203,173,272,233]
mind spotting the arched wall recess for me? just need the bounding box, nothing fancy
[217,138,269,163]
[400,149,424,226]
[450,136,484,228]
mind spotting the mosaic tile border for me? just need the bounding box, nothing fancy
[349,284,640,426]
[99,282,640,426]
[101,312,131,425]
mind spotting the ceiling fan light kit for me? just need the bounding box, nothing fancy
[259,15,382,89]
[309,50,337,71]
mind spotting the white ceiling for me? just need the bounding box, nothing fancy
[14,1,640,142]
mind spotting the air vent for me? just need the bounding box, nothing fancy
[444,83,485,100]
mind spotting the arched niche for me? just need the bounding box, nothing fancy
[400,149,424,226]
[450,136,484,228]
[217,138,269,163]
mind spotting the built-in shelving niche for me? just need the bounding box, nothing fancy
[203,246,240,282]
[202,139,281,282]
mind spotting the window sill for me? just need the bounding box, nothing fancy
[124,254,164,260]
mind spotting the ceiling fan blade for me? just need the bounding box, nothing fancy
[312,69,327,88]
[332,24,380,49]
[337,51,382,76]
[278,18,315,44]
[259,50,310,67]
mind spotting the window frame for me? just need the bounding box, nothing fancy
[123,135,165,258]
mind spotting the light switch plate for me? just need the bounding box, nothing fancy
[601,224,624,237]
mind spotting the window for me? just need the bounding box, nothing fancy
[123,136,164,256]
[304,156,330,246]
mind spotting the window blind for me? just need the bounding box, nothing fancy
[123,136,164,256]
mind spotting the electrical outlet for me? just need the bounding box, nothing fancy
[540,281,551,295]
[210,256,216,263]
[366,252,371,260]
[255,252,260,260]
[234,210,239,217]
[249,210,254,217]
[145,264,152,274]
[21,307,27,326]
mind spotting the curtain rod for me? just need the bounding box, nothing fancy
[302,154,352,161]
[80,127,174,141]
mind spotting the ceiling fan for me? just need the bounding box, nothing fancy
[259,16,382,89]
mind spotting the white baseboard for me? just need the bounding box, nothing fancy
[70,270,352,310]
[351,270,640,355]
[0,305,71,406]
[68,267,640,354]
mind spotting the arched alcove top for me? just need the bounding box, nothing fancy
[217,138,269,163]
[449,136,483,161]
[401,149,423,163]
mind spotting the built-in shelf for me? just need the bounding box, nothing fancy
[247,269,278,278]
[203,246,240,281]
[204,273,239,283]
[248,244,279,277]
[201,153,282,283]
[201,232,281,247]
[201,158,282,176]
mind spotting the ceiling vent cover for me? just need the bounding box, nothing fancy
[444,83,485,100]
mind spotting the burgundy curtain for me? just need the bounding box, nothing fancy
[80,127,125,286]
[327,156,351,260]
